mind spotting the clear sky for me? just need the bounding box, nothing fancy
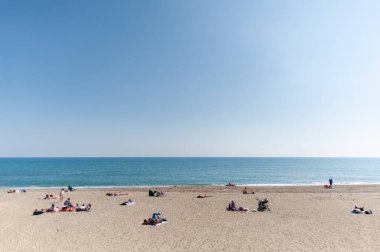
[1,0,380,157]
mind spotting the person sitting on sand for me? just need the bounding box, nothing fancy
[227,201,237,211]
[68,186,75,191]
[47,204,60,213]
[64,198,74,208]
[226,182,235,187]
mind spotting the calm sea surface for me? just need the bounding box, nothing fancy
[0,158,379,188]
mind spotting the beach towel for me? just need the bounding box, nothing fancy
[154,220,168,226]
[351,209,362,214]
[351,209,372,214]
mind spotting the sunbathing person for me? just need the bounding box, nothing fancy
[226,182,236,187]
[121,199,135,205]
[227,201,249,212]
[197,194,212,198]
[142,213,167,225]
[353,205,372,214]
[149,190,165,197]
[68,186,75,191]
[143,218,159,225]
[106,191,127,196]
[47,204,60,213]
[33,209,45,215]
[42,194,57,199]
[7,189,26,193]
[76,204,91,212]
[354,205,365,211]
[242,187,255,194]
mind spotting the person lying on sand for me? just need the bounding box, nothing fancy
[197,194,212,198]
[120,199,135,205]
[46,204,60,213]
[106,191,128,196]
[7,189,26,193]
[33,209,45,215]
[352,205,372,214]
[76,204,92,212]
[148,190,165,197]
[42,194,57,199]
[242,187,255,194]
[226,201,249,212]
[142,213,167,225]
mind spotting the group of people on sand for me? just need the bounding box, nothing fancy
[149,190,165,197]
[7,189,26,193]
[33,198,92,215]
[33,186,92,216]
[226,197,270,213]
[142,212,167,226]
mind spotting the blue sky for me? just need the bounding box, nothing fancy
[1,0,380,157]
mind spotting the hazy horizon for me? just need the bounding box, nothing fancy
[1,0,380,157]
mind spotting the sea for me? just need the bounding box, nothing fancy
[0,157,379,188]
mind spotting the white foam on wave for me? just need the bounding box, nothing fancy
[2,181,380,189]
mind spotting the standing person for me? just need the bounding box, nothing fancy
[329,178,333,188]
[59,188,64,201]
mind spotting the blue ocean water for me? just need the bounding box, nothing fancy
[0,158,380,188]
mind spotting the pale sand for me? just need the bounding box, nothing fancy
[0,185,379,252]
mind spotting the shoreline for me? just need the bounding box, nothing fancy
[3,184,380,194]
[2,182,380,190]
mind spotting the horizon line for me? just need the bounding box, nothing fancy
[0,156,380,158]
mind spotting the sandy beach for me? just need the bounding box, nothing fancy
[0,185,379,252]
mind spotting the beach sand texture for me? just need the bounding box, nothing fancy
[0,186,379,252]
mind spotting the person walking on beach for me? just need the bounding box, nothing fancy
[59,188,64,201]
[329,178,333,188]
